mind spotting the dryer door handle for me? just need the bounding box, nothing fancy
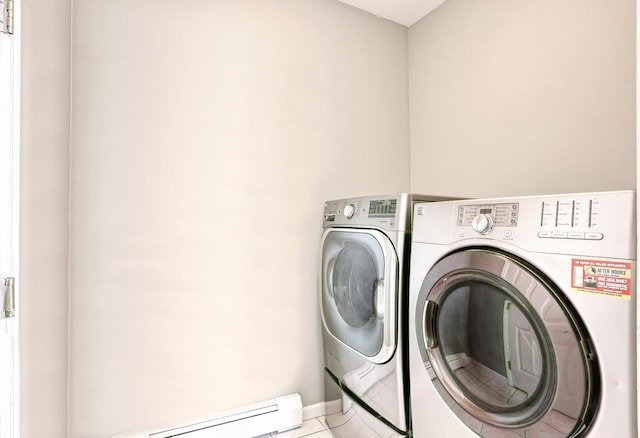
[424,301,439,349]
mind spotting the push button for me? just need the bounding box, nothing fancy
[539,231,603,240]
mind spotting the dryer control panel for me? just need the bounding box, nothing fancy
[535,198,603,240]
[456,195,609,240]
[413,190,636,259]
[458,203,519,227]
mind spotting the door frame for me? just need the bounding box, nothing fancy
[0,0,20,435]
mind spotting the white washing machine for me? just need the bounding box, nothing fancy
[408,191,636,437]
[320,194,452,437]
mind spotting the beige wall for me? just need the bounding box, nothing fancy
[18,0,636,436]
[20,0,71,437]
[69,0,409,436]
[409,0,636,198]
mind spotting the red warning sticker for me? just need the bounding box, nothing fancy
[571,259,632,299]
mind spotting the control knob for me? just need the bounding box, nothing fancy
[472,214,494,234]
[343,204,355,219]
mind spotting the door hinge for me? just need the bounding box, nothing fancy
[3,277,15,318]
[1,0,14,35]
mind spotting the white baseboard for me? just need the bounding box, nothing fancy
[113,394,303,438]
[113,398,333,438]
[302,400,341,421]
[302,402,326,421]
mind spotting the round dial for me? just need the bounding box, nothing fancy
[343,204,355,219]
[471,214,494,234]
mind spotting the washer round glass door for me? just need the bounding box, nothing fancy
[321,228,398,363]
[415,248,599,437]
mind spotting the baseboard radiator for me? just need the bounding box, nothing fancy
[114,393,303,438]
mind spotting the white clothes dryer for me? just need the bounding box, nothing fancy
[408,191,636,437]
[320,194,452,437]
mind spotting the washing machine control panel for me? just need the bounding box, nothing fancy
[325,199,396,221]
[323,196,408,231]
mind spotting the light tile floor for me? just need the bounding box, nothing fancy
[254,417,334,438]
[253,402,404,438]
[253,369,404,437]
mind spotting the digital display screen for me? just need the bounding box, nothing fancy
[369,199,397,218]
[480,208,493,214]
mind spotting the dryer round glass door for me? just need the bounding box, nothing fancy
[414,248,599,437]
[320,228,398,363]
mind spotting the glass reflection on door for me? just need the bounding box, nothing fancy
[437,282,544,411]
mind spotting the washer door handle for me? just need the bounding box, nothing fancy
[424,301,439,349]
[327,258,336,297]
[374,279,385,319]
